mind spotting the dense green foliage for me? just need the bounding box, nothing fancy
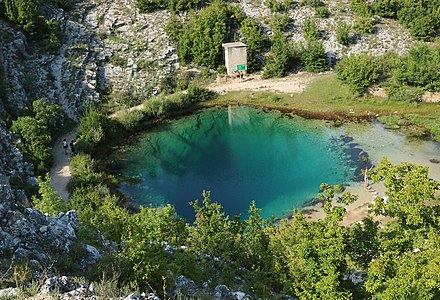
[336,54,381,94]
[335,44,440,95]
[265,0,294,13]
[143,85,213,117]
[263,32,292,78]
[32,174,66,216]
[353,16,375,34]
[303,18,319,41]
[240,18,265,73]
[175,0,242,69]
[11,99,63,175]
[76,105,109,153]
[28,121,440,300]
[0,0,62,50]
[352,0,440,41]
[301,40,328,73]
[336,22,351,45]
[137,0,204,13]
[392,45,440,92]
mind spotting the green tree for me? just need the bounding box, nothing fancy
[176,0,242,69]
[263,32,291,78]
[366,230,440,299]
[336,54,381,94]
[303,18,318,41]
[3,0,39,36]
[68,153,102,190]
[240,17,264,73]
[77,105,108,152]
[242,201,272,270]
[125,205,187,247]
[11,115,52,175]
[346,217,380,269]
[269,212,351,299]
[301,40,328,73]
[32,173,66,216]
[69,184,129,243]
[392,45,440,92]
[32,99,63,134]
[189,191,240,259]
[370,158,439,228]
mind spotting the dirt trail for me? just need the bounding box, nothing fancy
[50,129,77,202]
[208,72,313,94]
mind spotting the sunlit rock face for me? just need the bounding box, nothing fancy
[111,107,357,220]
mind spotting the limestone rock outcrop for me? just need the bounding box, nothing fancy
[0,186,79,267]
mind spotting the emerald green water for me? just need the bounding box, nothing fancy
[111,107,358,220]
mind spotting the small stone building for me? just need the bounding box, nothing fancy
[222,42,247,76]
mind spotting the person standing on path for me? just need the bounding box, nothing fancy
[69,140,75,155]
[363,166,373,186]
[63,139,68,155]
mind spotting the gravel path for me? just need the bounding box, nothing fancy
[208,72,313,94]
[50,129,78,202]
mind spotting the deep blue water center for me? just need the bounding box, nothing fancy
[112,107,357,220]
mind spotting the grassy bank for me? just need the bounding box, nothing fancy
[203,73,440,140]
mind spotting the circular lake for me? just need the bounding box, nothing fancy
[110,107,440,220]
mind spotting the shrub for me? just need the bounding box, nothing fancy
[265,0,284,13]
[69,184,129,243]
[187,84,214,103]
[32,174,66,216]
[386,86,423,103]
[1,0,63,50]
[392,45,440,92]
[269,13,292,33]
[301,40,328,73]
[117,109,145,130]
[315,6,329,18]
[371,0,400,18]
[136,0,166,13]
[349,0,372,17]
[336,54,381,94]
[397,0,439,41]
[159,75,177,95]
[165,15,183,43]
[68,153,102,191]
[353,17,375,34]
[78,105,108,147]
[176,70,201,90]
[167,0,203,13]
[300,0,322,7]
[336,22,351,46]
[303,18,318,41]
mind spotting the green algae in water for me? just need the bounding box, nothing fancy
[111,107,357,220]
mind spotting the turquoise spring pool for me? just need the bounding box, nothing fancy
[110,107,368,220]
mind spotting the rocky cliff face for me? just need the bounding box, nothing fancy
[0,185,79,267]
